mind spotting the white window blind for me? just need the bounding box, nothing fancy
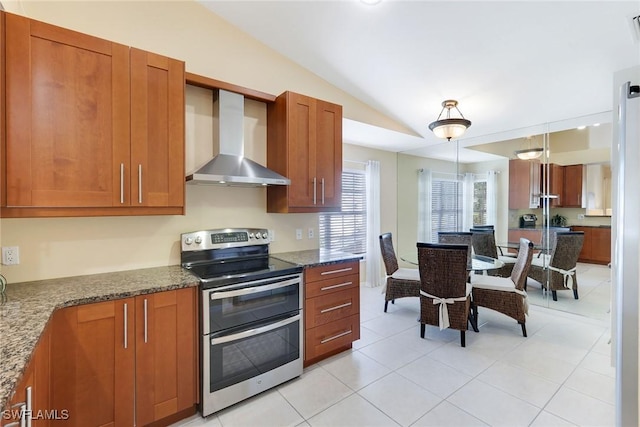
[431,178,462,242]
[319,170,366,254]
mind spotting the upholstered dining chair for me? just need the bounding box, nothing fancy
[528,231,584,301]
[470,238,534,337]
[417,242,472,347]
[470,229,515,278]
[379,233,420,312]
[437,232,473,268]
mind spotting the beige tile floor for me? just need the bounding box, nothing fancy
[175,263,614,427]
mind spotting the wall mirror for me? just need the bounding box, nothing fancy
[396,115,612,318]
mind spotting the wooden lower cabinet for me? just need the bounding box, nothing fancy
[49,287,197,426]
[303,261,360,366]
[1,325,51,427]
[571,226,611,264]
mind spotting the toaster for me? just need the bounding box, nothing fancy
[520,214,537,228]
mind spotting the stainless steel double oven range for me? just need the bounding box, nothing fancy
[181,228,304,417]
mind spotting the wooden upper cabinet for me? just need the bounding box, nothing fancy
[509,159,540,209]
[547,163,564,207]
[267,91,342,213]
[563,164,584,208]
[1,13,185,217]
[130,48,185,209]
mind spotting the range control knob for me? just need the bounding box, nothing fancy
[184,237,194,245]
[249,233,255,239]
[262,232,268,239]
[255,233,262,239]
[195,236,203,244]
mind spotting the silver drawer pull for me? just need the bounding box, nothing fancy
[320,329,352,344]
[320,267,353,276]
[320,281,352,291]
[320,302,352,314]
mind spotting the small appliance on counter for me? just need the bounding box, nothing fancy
[520,213,537,228]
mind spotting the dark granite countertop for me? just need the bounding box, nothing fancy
[272,249,362,268]
[0,265,199,409]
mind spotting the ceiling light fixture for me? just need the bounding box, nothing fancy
[428,99,472,141]
[515,136,544,160]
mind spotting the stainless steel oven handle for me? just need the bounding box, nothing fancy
[209,277,301,301]
[210,314,300,345]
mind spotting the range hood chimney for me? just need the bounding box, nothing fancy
[186,89,290,186]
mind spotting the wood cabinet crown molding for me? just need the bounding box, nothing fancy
[185,72,276,103]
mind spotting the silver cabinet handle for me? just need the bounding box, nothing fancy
[320,329,352,344]
[313,177,317,205]
[123,303,128,349]
[138,164,142,204]
[320,301,352,314]
[7,403,26,427]
[120,163,124,204]
[320,281,353,291]
[144,298,148,344]
[25,386,31,427]
[321,178,325,204]
[320,267,353,276]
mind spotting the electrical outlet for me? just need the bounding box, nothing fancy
[578,214,585,220]
[268,229,275,242]
[295,229,303,240]
[308,228,315,239]
[2,246,19,265]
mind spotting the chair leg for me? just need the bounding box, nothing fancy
[519,321,527,337]
[392,299,395,304]
[460,331,466,347]
[468,304,479,333]
[573,288,579,299]
[552,290,558,301]
[420,323,426,338]
[384,300,389,312]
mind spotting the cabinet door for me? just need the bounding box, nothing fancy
[4,14,130,208]
[591,227,611,264]
[548,164,564,207]
[135,288,197,426]
[314,100,342,209]
[286,92,316,208]
[130,48,185,209]
[563,165,584,207]
[50,299,135,427]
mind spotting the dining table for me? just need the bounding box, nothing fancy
[401,253,505,272]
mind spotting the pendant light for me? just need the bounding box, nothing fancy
[515,136,544,160]
[428,100,472,141]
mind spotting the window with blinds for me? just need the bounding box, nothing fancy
[319,170,366,254]
[431,178,462,242]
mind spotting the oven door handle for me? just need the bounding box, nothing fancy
[210,313,300,345]
[209,277,300,301]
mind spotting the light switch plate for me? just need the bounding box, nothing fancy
[295,229,303,240]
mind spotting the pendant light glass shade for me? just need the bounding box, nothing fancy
[515,147,544,160]
[428,100,472,141]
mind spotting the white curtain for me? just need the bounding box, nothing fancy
[462,172,474,230]
[417,169,432,242]
[365,160,382,287]
[486,170,499,227]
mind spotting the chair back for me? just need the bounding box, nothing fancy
[510,238,535,290]
[379,232,399,275]
[437,232,472,267]
[470,229,498,259]
[417,243,468,298]
[550,232,584,270]
[472,225,494,230]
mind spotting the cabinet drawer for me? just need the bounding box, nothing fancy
[305,288,359,328]
[305,273,358,299]
[305,261,359,283]
[305,314,360,361]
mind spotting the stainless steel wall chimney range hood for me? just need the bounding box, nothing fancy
[185,89,290,186]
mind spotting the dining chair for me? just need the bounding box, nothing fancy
[470,238,534,337]
[528,231,584,301]
[437,232,473,268]
[379,233,420,312]
[417,242,473,347]
[469,229,515,278]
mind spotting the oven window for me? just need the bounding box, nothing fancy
[208,317,301,392]
[208,279,300,332]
